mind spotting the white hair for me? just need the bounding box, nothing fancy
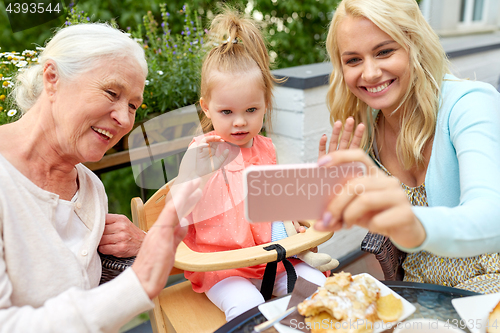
[14,23,148,114]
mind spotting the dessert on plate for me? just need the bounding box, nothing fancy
[298,272,403,333]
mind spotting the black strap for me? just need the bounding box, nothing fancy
[260,244,297,301]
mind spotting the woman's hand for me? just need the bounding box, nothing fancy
[98,214,146,257]
[314,149,426,249]
[318,117,365,160]
[132,178,202,299]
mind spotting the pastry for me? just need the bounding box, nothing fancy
[298,272,403,333]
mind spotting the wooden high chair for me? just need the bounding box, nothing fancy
[131,180,334,333]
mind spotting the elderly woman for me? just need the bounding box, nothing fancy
[0,23,201,332]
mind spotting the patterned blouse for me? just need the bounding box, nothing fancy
[371,113,500,294]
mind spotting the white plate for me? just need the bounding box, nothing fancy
[258,273,416,333]
[452,292,500,333]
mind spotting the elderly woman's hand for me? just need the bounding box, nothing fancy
[318,117,365,160]
[314,149,426,249]
[132,178,202,299]
[98,214,146,258]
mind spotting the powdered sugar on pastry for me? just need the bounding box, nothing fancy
[298,272,380,323]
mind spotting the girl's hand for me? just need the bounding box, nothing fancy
[195,135,229,177]
[318,117,365,160]
[315,149,426,249]
[292,221,306,234]
[177,135,234,184]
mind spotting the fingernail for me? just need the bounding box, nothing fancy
[322,212,332,226]
[318,155,332,167]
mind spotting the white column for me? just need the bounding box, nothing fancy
[269,63,368,262]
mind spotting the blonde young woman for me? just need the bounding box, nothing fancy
[315,0,500,293]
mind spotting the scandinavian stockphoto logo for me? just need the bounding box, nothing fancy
[4,0,75,33]
[246,164,365,200]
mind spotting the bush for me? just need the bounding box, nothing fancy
[136,4,207,120]
[0,48,39,125]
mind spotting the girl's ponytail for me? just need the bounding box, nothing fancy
[200,8,282,132]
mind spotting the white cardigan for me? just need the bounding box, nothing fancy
[0,153,153,332]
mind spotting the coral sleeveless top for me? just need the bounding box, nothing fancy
[183,133,290,293]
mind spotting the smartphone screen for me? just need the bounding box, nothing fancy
[243,162,366,222]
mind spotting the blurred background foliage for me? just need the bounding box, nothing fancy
[0,0,340,68]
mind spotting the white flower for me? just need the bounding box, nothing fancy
[15,60,28,67]
[3,81,13,88]
[35,47,45,51]
[157,70,164,75]
[145,79,150,85]
[2,52,16,59]
[7,109,17,117]
[22,50,36,56]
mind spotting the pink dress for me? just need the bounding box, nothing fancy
[184,132,296,293]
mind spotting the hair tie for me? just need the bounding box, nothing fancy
[223,37,238,45]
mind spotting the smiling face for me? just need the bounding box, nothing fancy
[49,56,145,163]
[337,16,411,114]
[200,68,266,148]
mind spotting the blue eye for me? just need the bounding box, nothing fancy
[346,57,361,65]
[378,49,394,56]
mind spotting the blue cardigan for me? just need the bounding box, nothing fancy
[395,75,500,257]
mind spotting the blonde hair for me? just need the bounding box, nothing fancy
[200,8,281,132]
[326,0,450,169]
[13,23,147,114]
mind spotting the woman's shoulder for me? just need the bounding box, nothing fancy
[442,74,499,98]
[440,74,500,116]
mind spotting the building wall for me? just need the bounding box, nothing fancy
[421,0,500,35]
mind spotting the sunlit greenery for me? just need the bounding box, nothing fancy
[0,0,341,69]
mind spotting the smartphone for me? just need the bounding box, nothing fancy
[243,162,366,223]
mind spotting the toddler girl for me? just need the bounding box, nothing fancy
[182,9,329,321]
